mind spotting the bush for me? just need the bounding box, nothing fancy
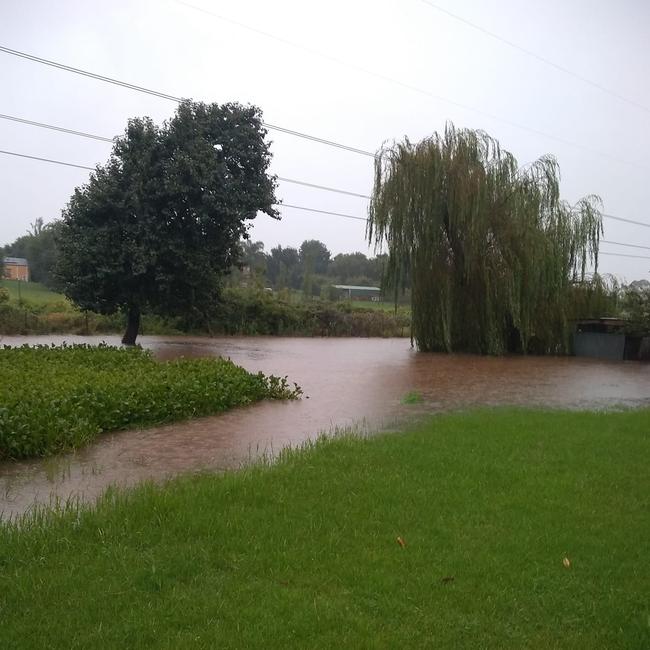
[0,286,410,338]
[209,288,410,337]
[0,344,301,459]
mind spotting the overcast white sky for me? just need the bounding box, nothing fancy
[1,0,649,281]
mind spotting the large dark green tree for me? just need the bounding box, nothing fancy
[368,125,602,355]
[57,101,278,344]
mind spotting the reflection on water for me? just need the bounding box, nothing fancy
[1,335,648,518]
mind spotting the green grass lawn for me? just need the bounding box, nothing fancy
[0,278,67,306]
[1,409,648,648]
[346,299,410,313]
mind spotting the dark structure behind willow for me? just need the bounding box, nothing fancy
[368,125,603,355]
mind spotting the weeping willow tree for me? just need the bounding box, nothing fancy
[368,124,603,355]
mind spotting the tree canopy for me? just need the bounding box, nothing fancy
[299,240,331,276]
[56,101,277,344]
[266,245,302,289]
[368,124,602,355]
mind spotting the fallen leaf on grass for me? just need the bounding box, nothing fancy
[563,557,571,568]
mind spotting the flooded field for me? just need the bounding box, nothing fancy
[1,335,648,518]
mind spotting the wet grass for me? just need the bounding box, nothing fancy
[1,409,648,649]
[0,344,301,459]
[345,299,410,313]
[0,279,67,306]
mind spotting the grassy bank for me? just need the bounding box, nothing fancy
[1,409,648,648]
[0,278,67,305]
[211,289,410,337]
[0,280,180,336]
[0,282,410,337]
[0,344,301,459]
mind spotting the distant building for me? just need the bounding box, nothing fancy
[334,284,381,301]
[3,257,29,282]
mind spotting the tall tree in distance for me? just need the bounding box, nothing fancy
[299,240,331,276]
[368,124,602,355]
[266,246,301,289]
[57,101,278,344]
[3,219,63,288]
[299,240,330,299]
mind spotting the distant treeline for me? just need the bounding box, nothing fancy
[1,220,395,298]
[230,239,394,298]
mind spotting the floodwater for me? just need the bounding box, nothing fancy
[1,335,649,518]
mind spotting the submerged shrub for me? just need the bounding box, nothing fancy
[0,344,301,460]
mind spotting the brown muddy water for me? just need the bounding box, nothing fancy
[1,335,649,518]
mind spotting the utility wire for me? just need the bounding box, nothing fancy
[1,33,642,170]
[0,45,182,101]
[0,113,114,142]
[172,1,646,172]
[418,0,650,114]
[262,124,375,158]
[2,147,650,243]
[0,150,369,222]
[278,204,367,222]
[0,114,373,197]
[601,239,650,251]
[601,213,650,229]
[599,251,650,260]
[277,177,370,199]
[9,113,650,226]
[0,45,377,159]
[0,149,94,171]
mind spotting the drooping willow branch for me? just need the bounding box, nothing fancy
[368,124,603,355]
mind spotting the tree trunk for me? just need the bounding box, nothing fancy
[121,305,141,345]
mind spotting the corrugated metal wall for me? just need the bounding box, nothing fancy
[573,332,625,361]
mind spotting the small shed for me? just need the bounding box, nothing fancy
[573,318,642,361]
[2,257,29,282]
[334,284,381,301]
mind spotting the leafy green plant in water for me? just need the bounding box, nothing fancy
[0,344,301,460]
[401,390,423,405]
[368,124,603,355]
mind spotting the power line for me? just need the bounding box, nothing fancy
[418,0,650,114]
[0,45,377,159]
[10,111,650,224]
[263,124,375,158]
[602,213,650,229]
[2,146,648,260]
[0,149,369,221]
[2,37,645,171]
[278,203,367,222]
[0,112,373,198]
[0,114,114,142]
[0,149,94,171]
[0,45,184,102]
[599,251,650,260]
[8,113,650,228]
[601,239,650,251]
[3,147,650,247]
[277,177,369,199]
[172,1,646,172]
